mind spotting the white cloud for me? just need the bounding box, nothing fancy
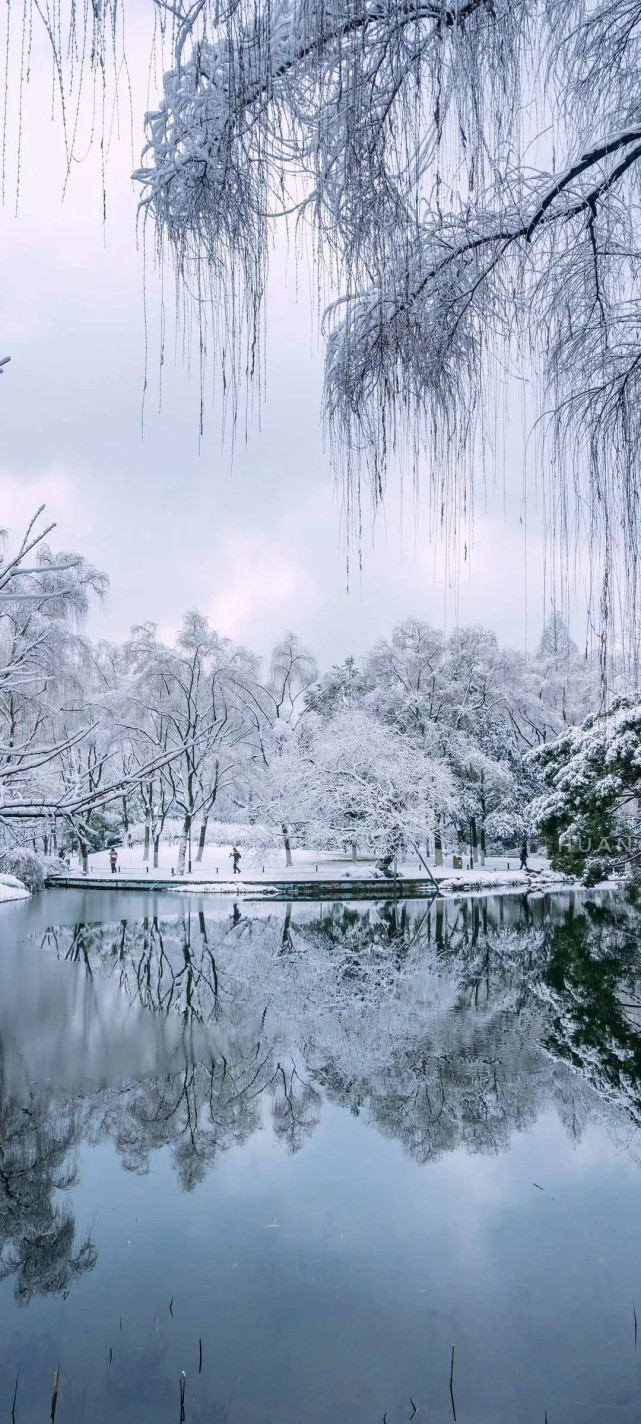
[208,529,313,642]
[0,466,93,545]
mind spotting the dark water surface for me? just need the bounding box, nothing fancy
[1,886,641,1423]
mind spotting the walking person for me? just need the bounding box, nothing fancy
[230,846,241,875]
[127,832,133,850]
[519,840,528,871]
[110,847,118,875]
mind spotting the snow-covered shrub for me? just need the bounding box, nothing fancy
[0,848,46,893]
[42,854,69,879]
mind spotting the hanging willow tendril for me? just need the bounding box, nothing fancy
[6,0,641,656]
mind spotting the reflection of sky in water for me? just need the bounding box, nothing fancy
[0,888,640,1423]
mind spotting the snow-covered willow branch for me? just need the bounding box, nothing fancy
[134,0,512,410]
[0,726,217,820]
[129,0,641,645]
[7,0,641,644]
[5,0,639,633]
[325,127,641,579]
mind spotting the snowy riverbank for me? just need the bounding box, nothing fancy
[0,875,31,904]
[43,845,583,899]
[85,844,554,879]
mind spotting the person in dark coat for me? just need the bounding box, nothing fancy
[230,846,241,875]
[519,841,528,870]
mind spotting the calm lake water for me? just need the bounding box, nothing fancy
[1,886,641,1423]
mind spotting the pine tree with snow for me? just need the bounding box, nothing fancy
[530,697,641,884]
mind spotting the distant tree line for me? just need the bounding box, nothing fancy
[0,510,628,880]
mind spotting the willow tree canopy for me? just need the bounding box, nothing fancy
[8,0,641,637]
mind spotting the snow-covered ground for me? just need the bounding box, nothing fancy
[71,843,566,895]
[0,874,30,904]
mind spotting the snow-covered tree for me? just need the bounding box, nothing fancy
[530,697,641,884]
[261,631,318,726]
[362,617,538,855]
[305,656,366,718]
[265,706,453,862]
[0,509,108,849]
[244,631,318,865]
[0,512,199,862]
[0,504,610,872]
[528,613,600,739]
[446,736,516,865]
[126,613,257,872]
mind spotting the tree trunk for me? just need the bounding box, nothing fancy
[177,816,191,874]
[79,838,89,874]
[470,816,478,868]
[434,824,443,867]
[479,783,486,866]
[43,834,49,855]
[122,796,129,833]
[153,835,160,869]
[282,826,293,868]
[196,819,207,863]
[143,819,150,862]
[435,898,444,946]
[351,841,357,861]
[281,903,293,952]
[472,901,480,944]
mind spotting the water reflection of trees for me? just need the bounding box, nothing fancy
[41,910,226,1025]
[541,897,641,1133]
[37,893,641,1160]
[8,889,641,1301]
[0,1061,96,1303]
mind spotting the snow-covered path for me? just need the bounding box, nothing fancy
[50,844,574,897]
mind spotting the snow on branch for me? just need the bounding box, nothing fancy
[8,0,641,643]
[131,0,641,643]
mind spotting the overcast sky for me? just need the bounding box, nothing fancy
[0,12,592,670]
